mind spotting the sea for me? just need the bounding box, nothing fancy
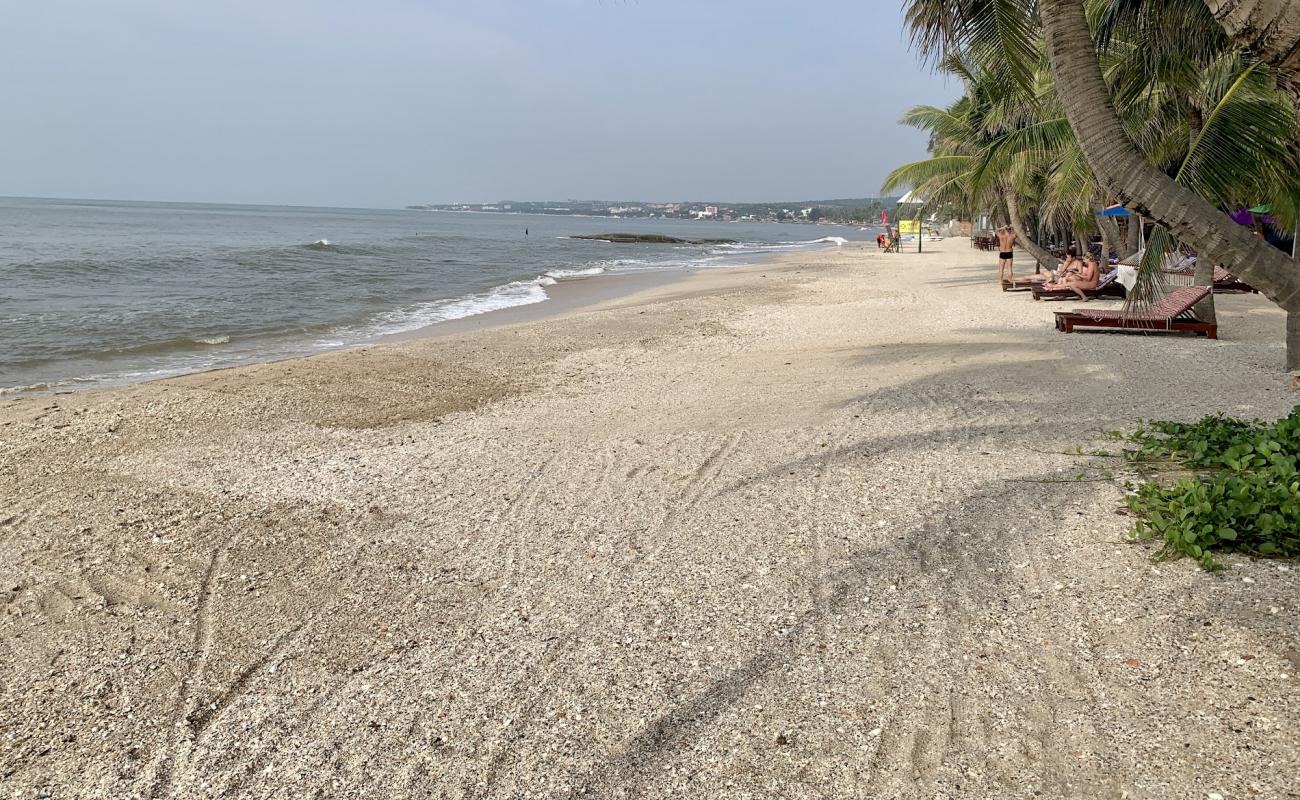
[0,197,873,395]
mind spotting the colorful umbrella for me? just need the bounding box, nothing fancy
[1230,206,1276,225]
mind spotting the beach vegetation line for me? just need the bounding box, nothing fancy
[1118,408,1300,569]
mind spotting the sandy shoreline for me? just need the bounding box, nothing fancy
[3,240,1298,798]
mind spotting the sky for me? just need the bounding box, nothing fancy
[1,1,955,208]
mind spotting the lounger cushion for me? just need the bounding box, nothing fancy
[1067,286,1210,322]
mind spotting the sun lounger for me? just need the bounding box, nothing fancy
[1001,275,1045,292]
[1031,269,1124,301]
[1212,266,1258,293]
[1164,262,1258,293]
[1054,286,1217,338]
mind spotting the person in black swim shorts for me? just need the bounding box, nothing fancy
[996,226,1017,283]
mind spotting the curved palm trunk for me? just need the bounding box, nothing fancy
[1096,211,1124,261]
[1193,256,1218,325]
[1040,0,1300,335]
[1290,313,1300,372]
[1124,214,1141,255]
[1004,191,1059,270]
[1204,0,1300,102]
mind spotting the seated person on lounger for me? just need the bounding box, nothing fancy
[1044,256,1099,300]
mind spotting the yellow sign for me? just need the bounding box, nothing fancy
[898,219,920,235]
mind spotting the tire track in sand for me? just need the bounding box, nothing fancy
[475,432,744,795]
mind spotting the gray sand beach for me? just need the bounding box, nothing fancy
[3,240,1298,799]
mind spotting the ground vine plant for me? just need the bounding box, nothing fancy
[1117,407,1300,570]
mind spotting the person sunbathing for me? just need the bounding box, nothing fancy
[1046,257,1100,300]
[1007,256,1080,285]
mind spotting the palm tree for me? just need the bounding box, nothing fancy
[1204,0,1300,103]
[881,63,1064,269]
[1036,0,1300,365]
[904,0,1300,368]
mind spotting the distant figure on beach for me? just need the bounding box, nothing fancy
[996,225,1016,282]
[525,228,529,236]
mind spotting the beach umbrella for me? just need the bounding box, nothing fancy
[1230,206,1278,226]
[896,190,927,253]
[1229,208,1254,225]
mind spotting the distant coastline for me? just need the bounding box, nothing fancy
[406,197,899,226]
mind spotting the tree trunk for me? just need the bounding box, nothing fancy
[1125,214,1141,254]
[1040,0,1300,316]
[1187,102,1204,155]
[1289,312,1300,373]
[1192,257,1218,325]
[1004,191,1059,270]
[1096,212,1124,261]
[1204,0,1300,104]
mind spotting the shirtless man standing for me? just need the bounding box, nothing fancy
[996,225,1017,282]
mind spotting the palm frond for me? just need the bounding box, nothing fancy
[1125,224,1175,316]
[881,155,976,197]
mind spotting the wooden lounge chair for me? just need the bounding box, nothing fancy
[1001,273,1049,292]
[1163,261,1258,294]
[1054,286,1217,338]
[1212,266,1258,294]
[1031,270,1125,301]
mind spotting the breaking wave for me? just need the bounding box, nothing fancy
[331,277,554,342]
[544,266,607,279]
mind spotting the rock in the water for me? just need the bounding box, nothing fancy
[571,233,737,245]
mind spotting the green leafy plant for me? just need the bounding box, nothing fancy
[1119,407,1300,569]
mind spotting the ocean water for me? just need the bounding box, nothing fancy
[0,197,871,394]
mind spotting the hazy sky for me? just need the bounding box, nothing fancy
[2,1,955,208]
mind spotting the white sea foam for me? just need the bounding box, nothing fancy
[544,266,606,279]
[194,335,231,345]
[809,236,848,246]
[0,380,75,396]
[338,277,552,341]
